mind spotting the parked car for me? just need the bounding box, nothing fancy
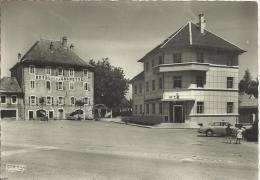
[243,120,258,141]
[198,121,236,137]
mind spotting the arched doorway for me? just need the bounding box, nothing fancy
[36,109,47,121]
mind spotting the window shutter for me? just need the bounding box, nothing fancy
[29,96,31,105]
[36,97,38,105]
[52,97,54,105]
[87,83,90,91]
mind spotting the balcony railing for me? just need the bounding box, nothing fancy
[153,62,210,73]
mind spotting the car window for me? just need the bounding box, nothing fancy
[212,122,221,126]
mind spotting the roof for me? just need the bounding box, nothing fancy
[239,94,258,109]
[138,22,245,62]
[16,39,93,69]
[0,77,22,93]
[129,71,144,83]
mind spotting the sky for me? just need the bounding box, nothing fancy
[1,1,258,82]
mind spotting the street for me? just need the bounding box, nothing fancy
[1,119,258,180]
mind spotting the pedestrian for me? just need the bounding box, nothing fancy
[225,124,232,144]
[235,126,243,144]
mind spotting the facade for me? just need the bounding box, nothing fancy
[130,14,245,125]
[10,37,94,120]
[239,94,258,124]
[0,77,24,120]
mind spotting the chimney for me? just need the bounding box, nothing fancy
[62,36,68,47]
[199,13,206,34]
[18,53,22,61]
[70,43,74,50]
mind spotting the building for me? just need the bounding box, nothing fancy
[10,37,94,120]
[0,77,23,120]
[239,94,258,124]
[130,14,245,125]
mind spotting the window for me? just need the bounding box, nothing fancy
[46,96,52,105]
[58,97,64,105]
[29,65,35,74]
[152,59,154,67]
[227,102,233,113]
[146,81,149,92]
[135,105,138,114]
[159,56,163,65]
[46,81,51,90]
[139,83,142,93]
[30,96,36,105]
[152,103,156,114]
[69,82,74,90]
[196,52,204,63]
[1,96,6,104]
[212,122,221,126]
[84,83,90,91]
[30,80,35,89]
[134,85,137,94]
[227,56,234,66]
[83,69,88,76]
[152,80,155,91]
[71,97,75,105]
[159,77,163,89]
[69,68,74,77]
[57,82,63,90]
[58,67,63,76]
[83,97,88,104]
[197,102,204,114]
[145,62,149,72]
[139,104,143,114]
[173,76,182,88]
[227,77,233,88]
[45,66,51,75]
[146,104,149,114]
[11,95,17,104]
[173,53,182,63]
[196,76,204,88]
[159,103,163,114]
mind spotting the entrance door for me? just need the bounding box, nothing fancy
[29,111,34,120]
[58,109,64,119]
[174,105,183,123]
[49,111,54,120]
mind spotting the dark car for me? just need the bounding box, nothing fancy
[243,120,258,141]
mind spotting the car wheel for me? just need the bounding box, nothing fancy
[206,130,213,137]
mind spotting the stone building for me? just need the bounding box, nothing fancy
[130,14,245,125]
[0,77,24,120]
[10,37,94,120]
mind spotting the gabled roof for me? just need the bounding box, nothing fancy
[17,39,93,68]
[239,94,258,109]
[129,71,144,83]
[138,22,245,62]
[0,77,22,93]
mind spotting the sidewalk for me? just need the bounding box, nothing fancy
[101,117,200,129]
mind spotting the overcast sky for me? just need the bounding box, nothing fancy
[1,1,258,81]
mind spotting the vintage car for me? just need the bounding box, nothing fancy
[198,121,236,137]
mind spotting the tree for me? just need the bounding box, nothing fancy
[239,69,258,98]
[89,58,129,108]
[239,69,252,94]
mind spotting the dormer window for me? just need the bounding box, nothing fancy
[173,53,182,63]
[58,67,63,76]
[227,56,234,66]
[83,69,88,77]
[196,52,204,63]
[45,66,51,75]
[69,68,74,77]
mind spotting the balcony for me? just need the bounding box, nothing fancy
[153,62,210,73]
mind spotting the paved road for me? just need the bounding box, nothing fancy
[1,120,258,180]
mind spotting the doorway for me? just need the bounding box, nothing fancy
[49,111,54,120]
[29,110,34,120]
[173,105,184,123]
[58,109,64,119]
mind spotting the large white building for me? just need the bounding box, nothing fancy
[130,14,245,125]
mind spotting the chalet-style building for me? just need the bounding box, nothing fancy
[0,77,23,120]
[239,94,258,124]
[10,37,94,120]
[130,14,246,125]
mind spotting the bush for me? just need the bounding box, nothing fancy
[122,116,163,126]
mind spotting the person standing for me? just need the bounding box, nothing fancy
[226,124,232,144]
[235,126,243,144]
